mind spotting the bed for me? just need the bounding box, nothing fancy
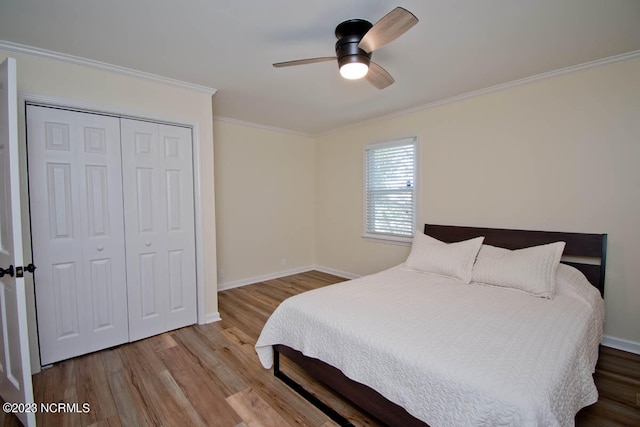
[255,224,607,426]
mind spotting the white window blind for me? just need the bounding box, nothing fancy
[364,137,417,241]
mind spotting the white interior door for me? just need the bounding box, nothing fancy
[27,106,129,365]
[121,119,197,341]
[0,58,36,426]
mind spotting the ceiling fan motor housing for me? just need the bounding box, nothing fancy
[335,19,373,69]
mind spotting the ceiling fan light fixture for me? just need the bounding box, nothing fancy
[337,50,371,80]
[336,25,372,81]
[340,61,369,79]
[273,8,418,89]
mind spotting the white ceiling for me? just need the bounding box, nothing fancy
[1,0,639,135]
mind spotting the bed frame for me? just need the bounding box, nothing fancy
[273,224,608,426]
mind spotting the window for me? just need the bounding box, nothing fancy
[364,137,417,243]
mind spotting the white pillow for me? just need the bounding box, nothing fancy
[405,233,484,283]
[471,241,566,298]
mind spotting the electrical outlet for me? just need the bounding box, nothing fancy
[218,269,224,280]
[281,258,287,267]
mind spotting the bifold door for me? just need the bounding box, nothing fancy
[27,106,197,365]
[120,118,197,341]
[27,106,129,365]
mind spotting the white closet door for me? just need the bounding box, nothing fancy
[120,119,196,341]
[27,106,129,365]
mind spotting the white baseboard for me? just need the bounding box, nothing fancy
[217,265,316,291]
[202,311,221,324]
[602,335,640,355]
[313,265,361,280]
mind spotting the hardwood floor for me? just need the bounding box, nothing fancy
[1,270,639,426]
[576,346,640,426]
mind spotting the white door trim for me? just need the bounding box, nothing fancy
[18,93,208,371]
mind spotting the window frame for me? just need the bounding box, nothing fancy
[362,136,418,245]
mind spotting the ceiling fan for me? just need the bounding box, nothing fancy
[273,7,418,89]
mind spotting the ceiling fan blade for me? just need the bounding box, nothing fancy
[273,57,336,68]
[366,62,394,89]
[358,7,418,53]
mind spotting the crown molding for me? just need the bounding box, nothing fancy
[0,40,217,95]
[318,49,640,137]
[213,115,313,138]
[4,39,637,137]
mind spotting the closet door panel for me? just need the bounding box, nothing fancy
[80,112,129,357]
[121,121,164,339]
[159,124,196,329]
[27,106,129,365]
[121,119,196,341]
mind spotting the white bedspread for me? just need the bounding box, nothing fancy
[255,264,604,427]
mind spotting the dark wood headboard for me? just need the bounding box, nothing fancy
[424,224,607,296]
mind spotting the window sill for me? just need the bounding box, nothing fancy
[362,234,413,247]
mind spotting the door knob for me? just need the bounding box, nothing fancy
[10,264,36,278]
[0,265,14,278]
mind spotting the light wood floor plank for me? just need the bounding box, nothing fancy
[226,387,291,427]
[99,347,124,376]
[216,344,330,426]
[156,345,244,427]
[174,328,250,397]
[141,369,207,426]
[87,415,122,427]
[145,332,178,353]
[75,352,118,425]
[115,342,165,427]
[106,370,157,427]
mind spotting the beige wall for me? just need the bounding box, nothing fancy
[213,119,315,287]
[314,58,640,345]
[1,49,218,369]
